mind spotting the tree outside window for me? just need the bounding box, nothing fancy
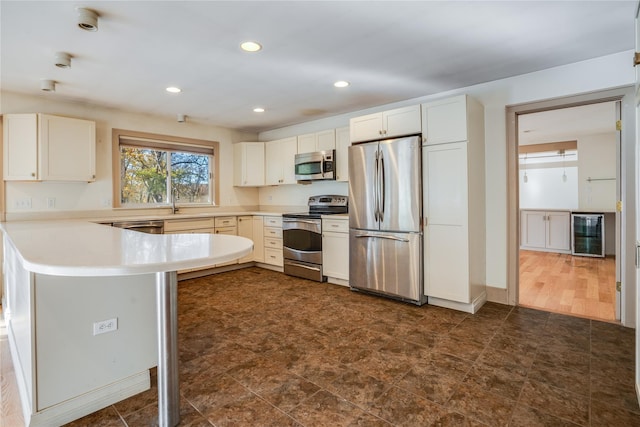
[120,147,211,206]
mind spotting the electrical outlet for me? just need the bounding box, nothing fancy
[93,318,118,336]
[47,197,56,209]
[15,198,32,209]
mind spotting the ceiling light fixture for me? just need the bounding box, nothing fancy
[253,107,265,113]
[166,86,181,93]
[334,80,350,88]
[54,52,71,68]
[40,79,56,92]
[523,153,528,184]
[240,41,262,52]
[561,150,567,182]
[177,114,186,123]
[77,8,99,32]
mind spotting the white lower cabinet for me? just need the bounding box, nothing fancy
[262,216,283,267]
[322,217,349,285]
[520,210,571,253]
[237,216,260,263]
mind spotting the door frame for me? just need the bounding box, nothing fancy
[506,86,635,325]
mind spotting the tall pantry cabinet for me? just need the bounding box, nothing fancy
[422,95,486,313]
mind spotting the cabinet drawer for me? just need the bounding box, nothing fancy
[322,218,348,233]
[264,238,282,249]
[214,226,237,235]
[263,216,282,227]
[214,216,237,227]
[164,218,215,232]
[264,227,283,238]
[264,248,283,266]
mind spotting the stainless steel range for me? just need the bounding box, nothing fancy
[282,195,348,282]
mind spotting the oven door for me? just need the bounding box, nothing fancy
[282,218,322,264]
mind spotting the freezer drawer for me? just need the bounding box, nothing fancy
[349,230,423,304]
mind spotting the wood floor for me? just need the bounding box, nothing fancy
[519,250,616,322]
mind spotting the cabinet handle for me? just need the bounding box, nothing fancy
[31,172,36,177]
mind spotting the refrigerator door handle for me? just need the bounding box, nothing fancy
[379,151,385,221]
[354,233,410,243]
[374,150,380,221]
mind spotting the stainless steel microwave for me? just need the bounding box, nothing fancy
[294,150,335,181]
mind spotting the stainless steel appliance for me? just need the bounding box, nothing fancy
[571,213,605,257]
[294,150,336,181]
[112,219,164,234]
[283,195,348,281]
[348,135,425,305]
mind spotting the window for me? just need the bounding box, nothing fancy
[113,129,218,208]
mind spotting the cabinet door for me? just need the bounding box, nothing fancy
[335,126,350,182]
[316,129,336,151]
[546,211,570,251]
[265,140,282,185]
[520,210,547,249]
[252,216,265,263]
[39,114,96,181]
[423,143,469,302]
[322,231,349,281]
[279,137,298,184]
[350,113,383,143]
[234,142,264,186]
[3,114,38,180]
[422,95,468,145]
[237,216,254,263]
[297,133,317,154]
[383,105,421,138]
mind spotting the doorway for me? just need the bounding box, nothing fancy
[516,102,619,322]
[506,87,634,326]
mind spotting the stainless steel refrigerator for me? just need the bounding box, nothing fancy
[348,135,424,305]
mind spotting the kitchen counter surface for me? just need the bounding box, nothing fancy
[520,208,616,213]
[0,220,253,277]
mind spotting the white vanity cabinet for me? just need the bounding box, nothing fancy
[265,137,298,185]
[422,95,486,313]
[233,142,265,186]
[322,216,349,285]
[520,210,571,253]
[3,113,96,181]
[297,129,336,154]
[350,105,421,143]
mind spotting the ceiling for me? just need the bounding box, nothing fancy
[0,1,635,133]
[518,101,618,146]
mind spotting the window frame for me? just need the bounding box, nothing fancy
[112,128,219,208]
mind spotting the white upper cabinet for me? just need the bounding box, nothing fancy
[422,95,469,145]
[297,130,336,154]
[3,113,96,182]
[335,126,350,182]
[265,136,297,185]
[350,105,421,143]
[233,142,265,186]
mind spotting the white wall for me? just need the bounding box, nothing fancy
[259,50,635,292]
[0,92,259,218]
[519,167,579,210]
[578,132,617,211]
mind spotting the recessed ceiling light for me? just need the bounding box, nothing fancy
[241,41,262,52]
[334,80,350,88]
[166,86,181,93]
[253,107,265,113]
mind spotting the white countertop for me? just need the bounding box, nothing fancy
[1,220,253,277]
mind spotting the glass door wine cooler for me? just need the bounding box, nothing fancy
[571,213,604,257]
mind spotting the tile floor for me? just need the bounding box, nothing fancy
[63,267,639,426]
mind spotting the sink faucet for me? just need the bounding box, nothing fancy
[171,187,179,214]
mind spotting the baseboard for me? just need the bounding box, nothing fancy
[428,291,487,314]
[326,277,349,287]
[486,285,509,304]
[29,371,150,427]
[254,263,284,273]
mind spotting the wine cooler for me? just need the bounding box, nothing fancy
[571,213,604,257]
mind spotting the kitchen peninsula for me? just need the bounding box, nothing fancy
[1,220,252,427]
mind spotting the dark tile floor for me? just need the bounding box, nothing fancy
[65,267,640,426]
